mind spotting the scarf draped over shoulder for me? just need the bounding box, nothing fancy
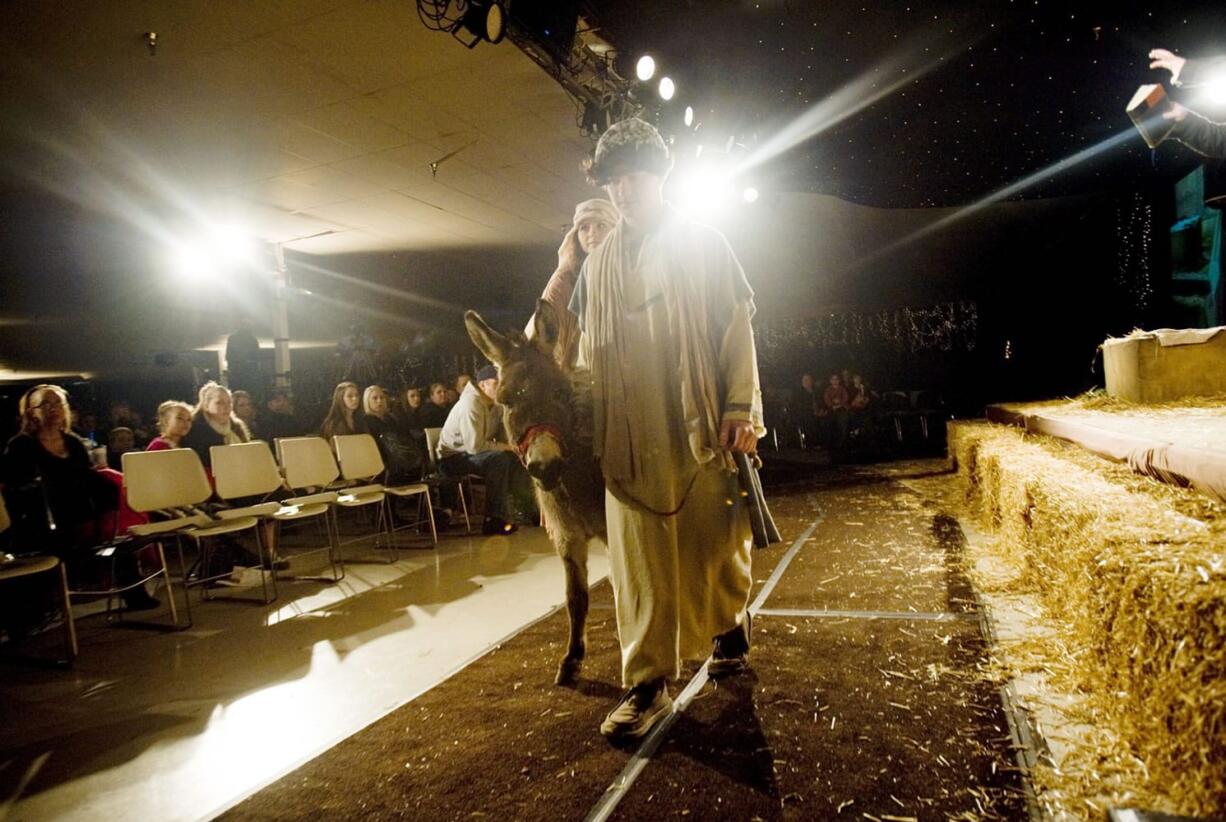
[582,211,761,486]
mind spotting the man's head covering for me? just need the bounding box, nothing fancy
[586,118,672,184]
[573,198,619,228]
[475,364,498,382]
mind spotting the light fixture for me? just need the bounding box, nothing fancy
[1205,71,1226,106]
[684,106,694,127]
[636,55,656,81]
[658,76,675,101]
[452,0,505,49]
[742,187,760,203]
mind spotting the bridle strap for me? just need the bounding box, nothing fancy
[516,423,565,464]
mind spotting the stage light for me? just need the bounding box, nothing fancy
[742,187,759,203]
[636,55,656,81]
[658,76,675,101]
[684,106,694,127]
[1204,71,1226,105]
[452,0,505,49]
[168,222,256,283]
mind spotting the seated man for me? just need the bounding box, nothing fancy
[436,365,535,534]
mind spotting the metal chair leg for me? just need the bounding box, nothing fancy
[57,561,78,661]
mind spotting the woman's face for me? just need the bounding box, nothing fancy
[406,389,422,409]
[233,395,254,421]
[576,216,614,254]
[368,389,388,416]
[29,388,68,432]
[168,407,192,439]
[342,386,360,411]
[204,390,232,422]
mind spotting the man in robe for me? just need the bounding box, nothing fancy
[569,118,764,740]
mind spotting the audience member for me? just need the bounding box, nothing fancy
[819,372,851,450]
[792,373,819,448]
[180,382,284,571]
[147,401,193,451]
[525,198,618,369]
[417,382,451,429]
[399,386,424,434]
[74,411,101,447]
[181,381,251,471]
[106,426,137,470]
[1,385,158,610]
[260,390,299,442]
[437,364,535,534]
[365,385,425,484]
[319,381,367,443]
[444,386,459,405]
[231,390,258,437]
[848,373,875,438]
[362,385,393,436]
[107,399,152,446]
[454,374,472,396]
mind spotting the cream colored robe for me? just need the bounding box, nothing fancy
[572,210,764,687]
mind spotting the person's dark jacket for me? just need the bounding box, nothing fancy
[181,415,251,471]
[1,433,117,555]
[417,402,451,429]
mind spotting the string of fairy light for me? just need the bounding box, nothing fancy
[755,300,979,362]
[1115,191,1154,313]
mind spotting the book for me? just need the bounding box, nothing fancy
[1127,84,1176,148]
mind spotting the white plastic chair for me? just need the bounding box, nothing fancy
[0,494,77,663]
[212,441,343,584]
[424,427,473,533]
[123,448,273,607]
[334,434,436,553]
[279,436,388,562]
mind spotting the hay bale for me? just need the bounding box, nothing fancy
[949,421,1226,816]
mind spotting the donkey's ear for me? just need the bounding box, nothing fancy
[465,310,512,366]
[531,299,560,354]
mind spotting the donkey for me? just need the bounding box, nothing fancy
[465,299,606,686]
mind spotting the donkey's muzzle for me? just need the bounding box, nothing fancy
[527,458,563,491]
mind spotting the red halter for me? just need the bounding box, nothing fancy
[515,423,565,465]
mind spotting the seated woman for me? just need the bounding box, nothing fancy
[180,382,284,571]
[182,381,251,469]
[320,381,367,444]
[365,385,425,484]
[362,385,393,437]
[0,384,159,610]
[231,390,259,440]
[147,400,193,451]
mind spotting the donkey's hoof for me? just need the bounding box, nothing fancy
[554,658,583,686]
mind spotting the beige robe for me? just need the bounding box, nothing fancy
[574,210,764,686]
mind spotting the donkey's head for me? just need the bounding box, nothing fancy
[465,300,574,491]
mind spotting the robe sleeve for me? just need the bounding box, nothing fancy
[1174,56,1226,88]
[1171,109,1226,159]
[706,232,765,437]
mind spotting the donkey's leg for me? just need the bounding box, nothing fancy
[555,536,590,686]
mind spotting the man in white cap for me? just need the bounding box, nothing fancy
[437,363,535,534]
[569,117,764,740]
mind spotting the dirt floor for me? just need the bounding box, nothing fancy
[223,464,1027,821]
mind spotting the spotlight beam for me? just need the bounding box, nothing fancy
[733,28,980,177]
[290,260,466,315]
[853,128,1136,270]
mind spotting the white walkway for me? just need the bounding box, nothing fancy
[0,528,608,822]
